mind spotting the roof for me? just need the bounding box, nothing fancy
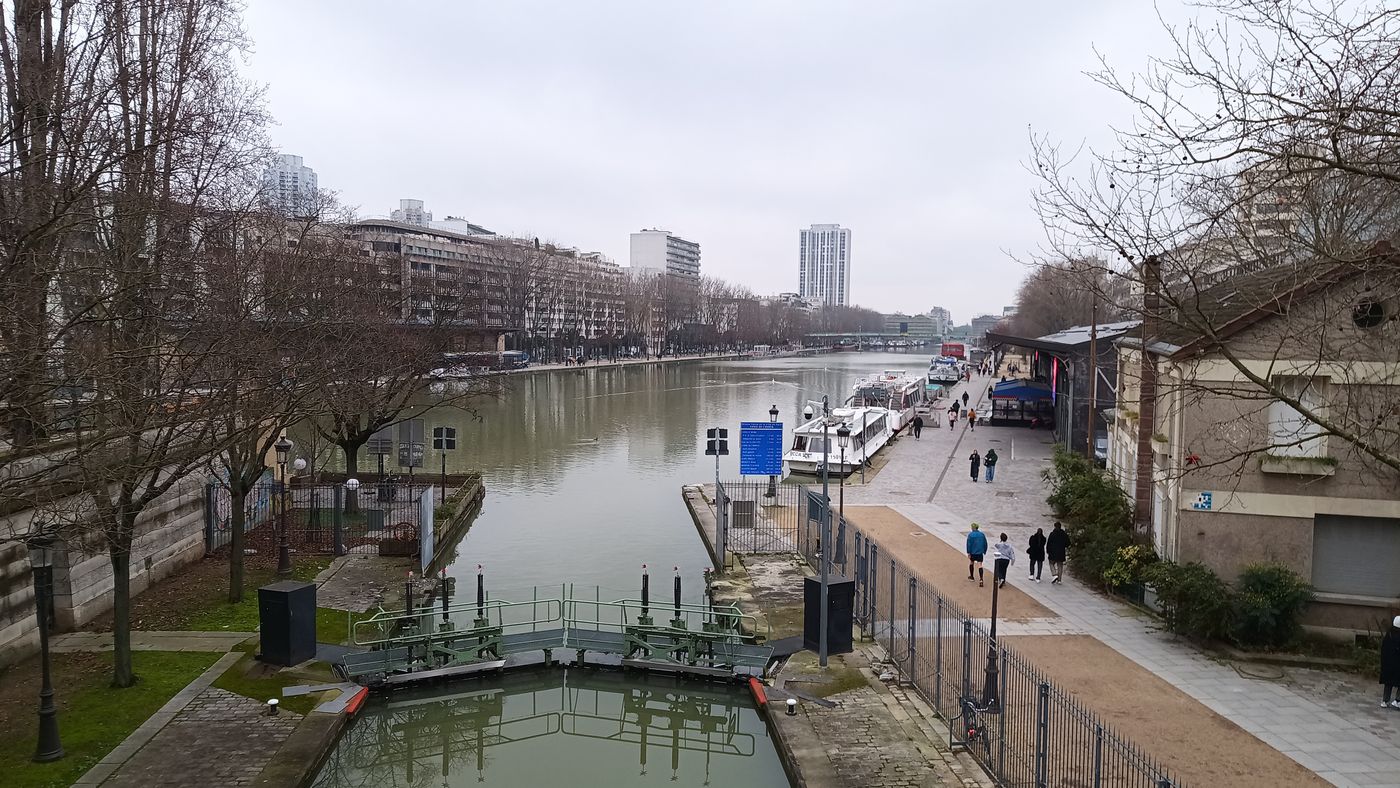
[985,320,1139,356]
[1139,244,1396,358]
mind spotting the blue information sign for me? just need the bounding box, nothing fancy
[740,422,784,476]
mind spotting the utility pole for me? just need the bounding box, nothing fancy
[1086,296,1099,458]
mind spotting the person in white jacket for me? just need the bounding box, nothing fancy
[991,533,1016,588]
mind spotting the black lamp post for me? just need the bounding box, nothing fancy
[836,423,851,571]
[28,537,64,762]
[274,436,293,578]
[765,405,779,499]
[981,573,1002,712]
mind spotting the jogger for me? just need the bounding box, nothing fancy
[966,524,987,586]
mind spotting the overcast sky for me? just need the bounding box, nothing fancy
[243,1,1185,322]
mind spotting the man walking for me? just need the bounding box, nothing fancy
[962,391,970,408]
[947,406,957,431]
[967,407,977,432]
[966,523,988,587]
[1027,527,1046,582]
[991,533,1015,588]
[912,414,924,440]
[1382,615,1400,708]
[983,448,998,481]
[1047,521,1071,583]
[969,450,981,482]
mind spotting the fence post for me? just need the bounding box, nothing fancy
[999,647,1008,777]
[854,533,865,634]
[333,486,345,556]
[869,543,879,637]
[1035,682,1050,788]
[888,558,896,658]
[907,576,916,675]
[203,483,217,555]
[1093,723,1104,788]
[961,619,972,701]
[935,595,944,712]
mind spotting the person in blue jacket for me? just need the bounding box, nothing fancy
[966,523,988,587]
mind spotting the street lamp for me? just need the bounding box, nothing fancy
[981,570,1002,712]
[28,537,64,762]
[835,423,851,571]
[765,405,780,499]
[817,395,831,667]
[274,436,293,578]
[344,478,360,516]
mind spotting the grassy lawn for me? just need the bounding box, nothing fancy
[211,652,338,716]
[0,651,219,788]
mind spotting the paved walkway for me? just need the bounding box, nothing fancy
[842,370,1400,788]
[51,631,256,653]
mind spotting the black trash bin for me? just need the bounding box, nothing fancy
[803,574,854,655]
[258,581,317,666]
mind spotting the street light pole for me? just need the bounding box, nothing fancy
[28,537,64,762]
[981,575,1001,712]
[274,437,293,578]
[819,395,831,668]
[765,405,779,499]
[836,424,851,574]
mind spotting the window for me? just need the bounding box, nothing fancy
[1267,377,1326,458]
[432,426,457,450]
[1312,515,1400,597]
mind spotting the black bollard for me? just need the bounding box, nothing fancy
[440,569,450,624]
[673,567,683,624]
[476,565,485,620]
[640,565,650,623]
[404,572,415,623]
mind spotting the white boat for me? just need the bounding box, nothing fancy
[850,370,925,431]
[783,405,895,477]
[927,357,961,386]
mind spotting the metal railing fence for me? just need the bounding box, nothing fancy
[792,494,1182,788]
[716,479,807,554]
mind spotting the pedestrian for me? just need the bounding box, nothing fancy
[991,533,1015,588]
[1027,527,1046,582]
[912,414,924,440]
[966,523,988,586]
[984,448,997,481]
[1047,521,1071,583]
[967,407,977,432]
[969,450,981,482]
[947,409,956,430]
[962,391,970,407]
[1382,615,1400,708]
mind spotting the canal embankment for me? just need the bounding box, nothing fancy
[702,550,992,788]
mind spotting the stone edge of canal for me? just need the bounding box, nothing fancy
[682,484,994,788]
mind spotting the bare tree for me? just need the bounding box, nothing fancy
[1028,0,1400,502]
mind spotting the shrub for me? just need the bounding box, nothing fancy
[1143,561,1235,642]
[1103,544,1159,591]
[1231,563,1313,649]
[1066,519,1135,589]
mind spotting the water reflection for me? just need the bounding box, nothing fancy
[298,351,927,593]
[311,669,788,787]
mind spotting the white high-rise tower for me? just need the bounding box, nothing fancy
[798,224,851,306]
[262,154,318,216]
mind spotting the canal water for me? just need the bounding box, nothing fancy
[307,350,925,787]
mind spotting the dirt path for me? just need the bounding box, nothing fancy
[1004,635,1330,788]
[845,505,1055,621]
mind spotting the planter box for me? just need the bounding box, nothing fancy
[378,538,420,557]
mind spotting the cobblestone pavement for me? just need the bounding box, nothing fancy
[101,688,302,788]
[805,683,963,788]
[841,369,1400,788]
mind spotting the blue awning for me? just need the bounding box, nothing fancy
[990,380,1053,401]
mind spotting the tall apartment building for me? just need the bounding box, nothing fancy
[927,306,951,336]
[629,229,701,282]
[391,199,433,227]
[798,224,851,306]
[262,154,318,216]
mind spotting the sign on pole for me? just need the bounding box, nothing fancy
[739,422,784,476]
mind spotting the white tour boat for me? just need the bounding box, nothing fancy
[850,370,925,431]
[927,357,961,386]
[783,405,895,477]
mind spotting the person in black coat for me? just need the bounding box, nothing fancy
[1383,616,1400,708]
[1027,527,1047,582]
[1046,521,1071,584]
[969,450,981,482]
[912,414,924,440]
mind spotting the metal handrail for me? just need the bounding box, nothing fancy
[352,598,563,648]
[562,597,766,641]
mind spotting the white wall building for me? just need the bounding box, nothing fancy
[798,224,852,306]
[927,306,951,336]
[629,229,701,282]
[262,154,318,216]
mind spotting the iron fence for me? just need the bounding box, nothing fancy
[205,479,435,559]
[715,479,807,554]
[790,494,1183,788]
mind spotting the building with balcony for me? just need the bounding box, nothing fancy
[798,224,851,306]
[630,229,701,282]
